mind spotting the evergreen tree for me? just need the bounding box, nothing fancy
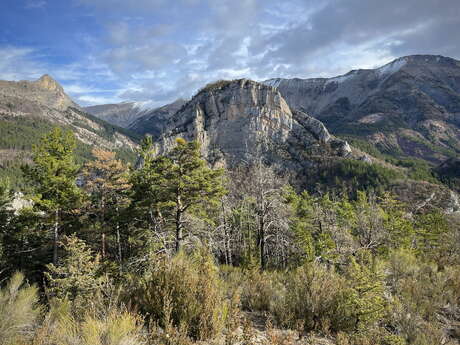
[22,128,82,264]
[415,210,450,258]
[131,138,226,253]
[344,252,386,331]
[45,235,102,305]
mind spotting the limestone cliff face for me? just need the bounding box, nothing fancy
[158,79,350,168]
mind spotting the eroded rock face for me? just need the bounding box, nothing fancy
[158,79,351,168]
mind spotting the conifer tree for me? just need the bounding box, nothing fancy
[344,252,386,331]
[131,138,226,253]
[22,128,82,264]
[45,235,102,304]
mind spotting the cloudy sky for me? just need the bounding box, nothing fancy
[1,0,459,107]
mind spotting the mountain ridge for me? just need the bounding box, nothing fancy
[0,74,139,186]
[263,54,460,165]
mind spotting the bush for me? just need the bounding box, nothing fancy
[271,263,350,333]
[239,267,279,312]
[33,299,144,345]
[45,235,103,312]
[0,272,41,345]
[127,249,227,340]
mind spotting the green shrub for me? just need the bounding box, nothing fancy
[271,263,350,333]
[127,249,226,340]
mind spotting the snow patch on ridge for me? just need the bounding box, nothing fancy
[132,100,157,112]
[376,58,407,77]
[264,79,282,88]
[326,73,352,85]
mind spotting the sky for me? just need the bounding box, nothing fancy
[1,0,459,107]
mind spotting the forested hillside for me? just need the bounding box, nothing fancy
[1,128,459,345]
[0,75,139,188]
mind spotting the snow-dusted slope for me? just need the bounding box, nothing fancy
[263,55,460,164]
[84,101,156,128]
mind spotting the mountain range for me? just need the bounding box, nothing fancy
[0,74,139,186]
[1,54,459,212]
[86,55,460,165]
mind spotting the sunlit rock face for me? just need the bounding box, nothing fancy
[158,79,351,169]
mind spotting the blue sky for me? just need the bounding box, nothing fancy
[1,0,459,107]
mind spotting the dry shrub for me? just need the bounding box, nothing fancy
[270,263,350,333]
[239,267,279,312]
[0,272,41,345]
[127,249,226,341]
[33,298,145,345]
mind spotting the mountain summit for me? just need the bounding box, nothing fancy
[264,54,460,164]
[158,79,351,169]
[35,74,64,92]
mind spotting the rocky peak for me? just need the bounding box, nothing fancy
[35,74,64,92]
[158,79,351,169]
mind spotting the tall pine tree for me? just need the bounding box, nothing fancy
[22,128,82,264]
[131,138,226,253]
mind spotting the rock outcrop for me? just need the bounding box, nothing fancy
[158,79,351,169]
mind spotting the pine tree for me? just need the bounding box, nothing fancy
[344,252,386,331]
[415,210,450,258]
[131,138,226,253]
[82,149,130,263]
[45,235,102,305]
[22,128,82,264]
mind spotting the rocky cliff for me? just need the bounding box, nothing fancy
[158,79,351,170]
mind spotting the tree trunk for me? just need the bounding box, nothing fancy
[175,195,183,253]
[116,206,122,268]
[53,209,59,265]
[259,225,265,270]
[221,201,232,266]
[101,232,106,259]
[175,219,182,253]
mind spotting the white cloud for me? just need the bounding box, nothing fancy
[25,1,47,9]
[77,94,122,105]
[4,0,460,107]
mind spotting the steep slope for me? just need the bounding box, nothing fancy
[265,55,460,165]
[84,99,187,139]
[156,79,458,213]
[0,74,138,186]
[128,99,187,139]
[84,101,154,128]
[158,79,352,170]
